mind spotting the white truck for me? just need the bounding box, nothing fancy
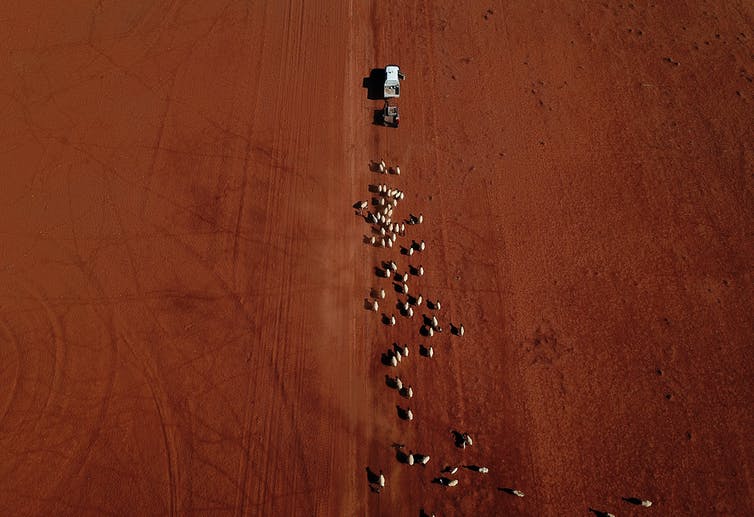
[383,65,405,98]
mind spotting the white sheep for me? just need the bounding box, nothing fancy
[408,247,414,256]
[419,454,429,465]
[402,345,409,356]
[406,408,413,420]
[378,473,385,487]
[428,327,434,337]
[387,239,393,248]
[395,165,401,175]
[641,501,653,508]
[385,269,391,278]
[370,236,376,245]
[459,324,465,336]
[380,288,386,299]
[446,479,459,487]
[416,295,423,306]
[390,315,396,326]
[435,300,441,310]
[402,283,409,294]
[432,315,439,328]
[427,346,434,358]
[407,454,415,466]
[419,240,426,251]
[380,238,386,247]
[394,350,401,363]
[402,272,409,282]
[417,213,423,224]
[418,265,424,276]
[372,300,379,312]
[511,489,524,497]
[390,355,398,367]
[401,386,413,398]
[395,377,403,390]
[400,223,406,234]
[478,467,489,474]
[391,234,397,242]
[408,307,414,318]
[380,227,386,236]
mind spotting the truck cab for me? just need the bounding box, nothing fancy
[384,65,405,98]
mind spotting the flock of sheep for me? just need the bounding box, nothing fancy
[355,160,654,515]
[356,159,506,513]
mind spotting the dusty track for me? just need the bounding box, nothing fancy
[0,1,752,516]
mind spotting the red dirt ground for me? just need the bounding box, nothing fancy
[0,1,752,516]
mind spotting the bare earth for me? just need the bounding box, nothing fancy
[0,1,752,516]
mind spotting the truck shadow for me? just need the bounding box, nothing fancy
[362,68,385,100]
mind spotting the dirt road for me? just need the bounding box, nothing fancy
[0,1,752,516]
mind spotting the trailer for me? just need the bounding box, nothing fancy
[381,102,400,128]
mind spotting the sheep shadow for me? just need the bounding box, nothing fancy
[419,326,430,337]
[588,509,612,517]
[365,466,380,484]
[381,314,394,325]
[369,160,385,173]
[363,298,376,311]
[385,374,400,389]
[463,465,483,472]
[362,68,386,100]
[498,487,522,496]
[450,324,460,335]
[427,300,438,310]
[419,344,432,357]
[393,282,404,293]
[381,352,395,366]
[374,266,388,278]
[395,449,411,464]
[368,184,380,193]
[622,497,646,506]
[451,430,467,448]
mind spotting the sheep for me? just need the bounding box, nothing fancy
[380,288,386,299]
[463,433,473,446]
[390,355,398,367]
[402,301,410,312]
[419,454,429,465]
[408,307,414,318]
[427,327,434,337]
[401,272,409,283]
[623,498,653,507]
[443,466,459,475]
[408,247,414,256]
[387,239,393,248]
[370,236,377,245]
[427,345,434,358]
[459,324,465,336]
[419,240,426,251]
[391,233,397,242]
[372,300,379,312]
[402,283,409,294]
[368,213,377,224]
[406,408,413,420]
[394,377,403,391]
[392,199,398,207]
[390,315,396,326]
[385,268,391,278]
[511,490,524,498]
[418,265,424,276]
[400,223,406,235]
[407,453,415,466]
[416,295,423,306]
[431,315,439,328]
[380,227,386,236]
[394,165,401,175]
[466,465,489,473]
[402,345,409,357]
[378,473,385,487]
[394,350,402,363]
[417,213,423,224]
[434,477,458,487]
[400,385,414,399]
